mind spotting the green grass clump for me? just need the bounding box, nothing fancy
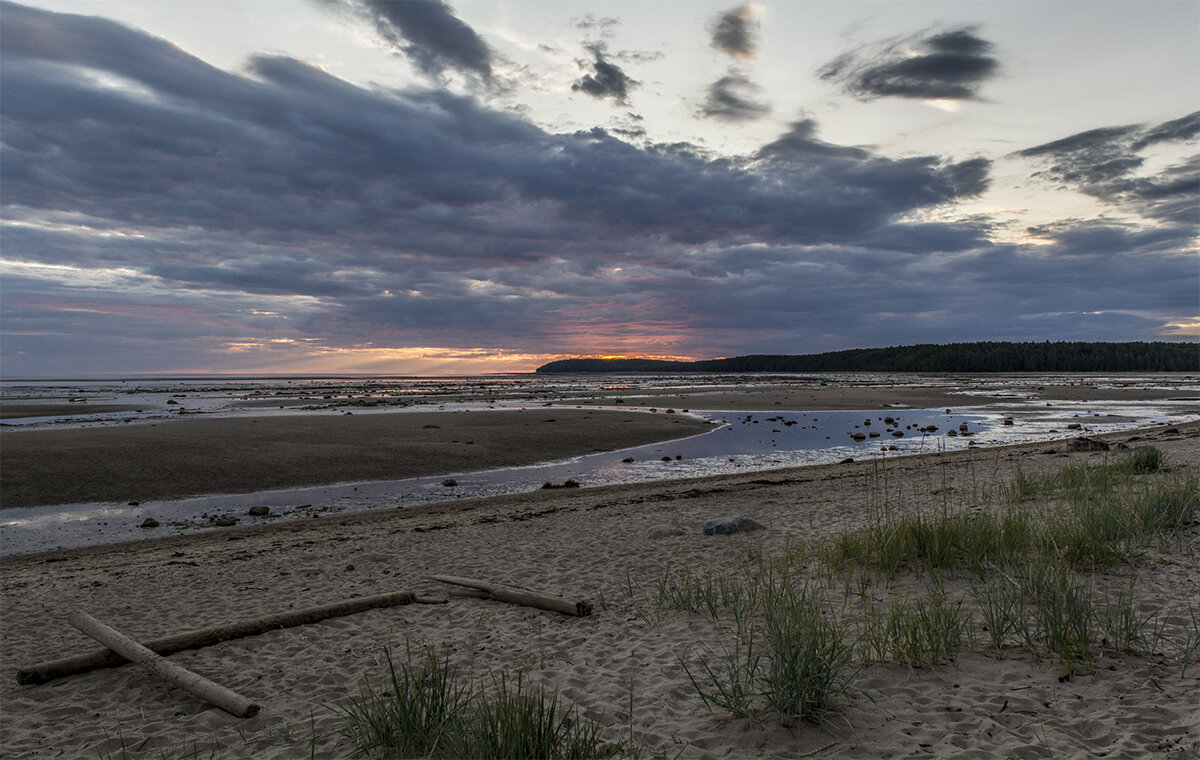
[860,588,969,668]
[339,648,621,759]
[683,572,859,726]
[1128,445,1165,475]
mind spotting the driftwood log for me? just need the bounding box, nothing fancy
[19,589,442,685]
[68,611,260,718]
[430,574,592,617]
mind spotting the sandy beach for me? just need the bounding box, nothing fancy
[1,381,1198,759]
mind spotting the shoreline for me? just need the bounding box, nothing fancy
[1,420,1197,758]
[5,418,1195,565]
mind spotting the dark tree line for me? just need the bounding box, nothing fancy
[536,342,1200,374]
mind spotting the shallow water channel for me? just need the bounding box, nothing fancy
[1,401,1194,556]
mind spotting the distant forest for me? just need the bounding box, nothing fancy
[536,342,1200,374]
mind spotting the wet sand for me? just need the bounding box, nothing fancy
[1,380,1197,758]
[0,409,713,508]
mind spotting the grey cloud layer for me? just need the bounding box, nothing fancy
[572,42,638,103]
[710,4,759,60]
[821,27,999,101]
[1017,112,1200,225]
[319,0,493,80]
[701,69,770,121]
[0,3,1194,371]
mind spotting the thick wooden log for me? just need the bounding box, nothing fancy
[430,574,592,617]
[68,611,260,718]
[18,590,441,685]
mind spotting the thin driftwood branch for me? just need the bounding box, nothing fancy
[429,574,592,617]
[68,611,260,718]
[19,589,442,685]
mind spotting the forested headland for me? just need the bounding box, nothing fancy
[535,342,1199,374]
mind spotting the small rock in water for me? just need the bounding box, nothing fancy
[442,479,458,487]
[1067,423,1082,430]
[139,518,159,529]
[248,506,270,516]
[703,515,766,536]
[648,525,684,540]
[622,457,635,463]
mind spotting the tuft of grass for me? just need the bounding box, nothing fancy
[339,647,470,758]
[338,647,620,759]
[682,571,859,726]
[456,672,615,760]
[1005,557,1097,678]
[1100,580,1166,656]
[1128,446,1165,475]
[859,582,969,668]
[759,577,859,725]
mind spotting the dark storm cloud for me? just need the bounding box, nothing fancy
[572,43,637,103]
[1,2,1193,373]
[700,69,770,121]
[1017,113,1200,225]
[821,26,998,101]
[1131,111,1200,151]
[319,0,492,80]
[710,4,759,60]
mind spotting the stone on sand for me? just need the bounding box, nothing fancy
[703,515,766,536]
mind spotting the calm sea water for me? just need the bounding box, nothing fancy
[2,373,1197,555]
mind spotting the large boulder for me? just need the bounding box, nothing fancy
[703,515,767,536]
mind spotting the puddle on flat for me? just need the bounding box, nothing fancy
[4,400,1194,557]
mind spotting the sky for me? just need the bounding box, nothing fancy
[1,0,1197,376]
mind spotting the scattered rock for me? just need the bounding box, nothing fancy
[661,456,672,462]
[127,501,140,506]
[839,457,854,464]
[442,479,458,487]
[946,429,958,437]
[1163,427,1180,434]
[248,506,270,516]
[869,432,880,438]
[213,516,238,527]
[1067,423,1082,430]
[1002,417,1014,426]
[139,518,159,529]
[622,457,635,463]
[892,431,904,437]
[648,525,684,540]
[703,515,766,536]
[423,424,441,429]
[850,432,866,441]
[1067,437,1110,452]
[166,399,179,405]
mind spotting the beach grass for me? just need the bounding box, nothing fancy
[338,646,622,759]
[658,446,1199,725]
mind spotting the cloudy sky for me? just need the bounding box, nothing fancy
[1,0,1197,376]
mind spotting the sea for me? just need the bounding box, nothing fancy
[2,372,1198,555]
